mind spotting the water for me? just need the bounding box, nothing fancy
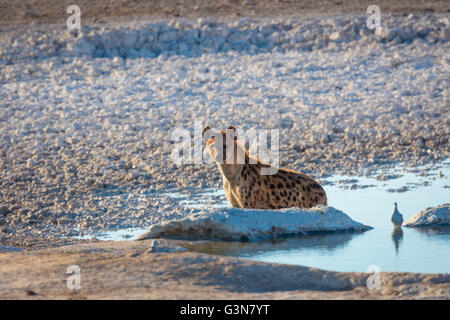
[187,164,450,274]
[78,163,450,274]
[188,226,449,274]
[76,226,148,241]
[0,246,22,252]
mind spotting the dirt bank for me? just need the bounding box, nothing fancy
[1,0,449,27]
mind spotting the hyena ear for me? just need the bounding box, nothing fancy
[226,126,237,140]
[202,126,212,142]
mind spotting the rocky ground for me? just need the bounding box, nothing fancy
[0,9,449,242]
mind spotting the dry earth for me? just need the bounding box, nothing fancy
[1,0,449,28]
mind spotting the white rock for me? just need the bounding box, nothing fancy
[137,206,372,241]
[329,31,341,41]
[145,239,187,253]
[404,204,450,227]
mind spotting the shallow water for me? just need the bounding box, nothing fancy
[79,162,450,274]
[196,164,450,273]
[0,246,22,252]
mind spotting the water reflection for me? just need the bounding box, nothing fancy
[187,231,367,256]
[410,225,450,237]
[391,227,404,255]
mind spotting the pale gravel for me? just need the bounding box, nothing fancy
[0,11,449,244]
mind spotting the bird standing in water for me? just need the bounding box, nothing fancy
[391,202,404,227]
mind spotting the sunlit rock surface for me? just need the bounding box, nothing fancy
[404,204,450,227]
[137,206,372,241]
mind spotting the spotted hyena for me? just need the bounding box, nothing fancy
[202,126,327,209]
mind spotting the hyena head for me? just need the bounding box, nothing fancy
[202,125,247,182]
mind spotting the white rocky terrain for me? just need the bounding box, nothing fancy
[404,204,450,227]
[0,13,449,241]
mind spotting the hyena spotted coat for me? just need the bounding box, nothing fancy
[202,126,327,209]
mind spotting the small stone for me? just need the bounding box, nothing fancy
[330,31,340,41]
[145,240,187,253]
[0,206,10,216]
[26,290,38,296]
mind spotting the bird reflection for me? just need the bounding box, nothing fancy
[391,227,404,255]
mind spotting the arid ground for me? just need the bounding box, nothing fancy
[1,0,449,27]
